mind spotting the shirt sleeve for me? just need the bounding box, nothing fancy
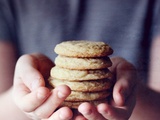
[0,0,15,42]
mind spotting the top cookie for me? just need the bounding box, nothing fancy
[54,40,113,57]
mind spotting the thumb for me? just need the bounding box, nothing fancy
[32,53,54,80]
[14,53,54,91]
[109,57,137,106]
[112,79,130,106]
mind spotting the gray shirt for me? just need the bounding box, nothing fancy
[0,0,160,81]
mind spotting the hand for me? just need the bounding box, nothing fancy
[74,57,137,120]
[12,53,73,120]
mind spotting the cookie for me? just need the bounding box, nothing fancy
[49,78,113,92]
[62,99,108,109]
[65,90,110,101]
[48,40,114,109]
[55,55,112,70]
[54,40,113,57]
[50,66,113,81]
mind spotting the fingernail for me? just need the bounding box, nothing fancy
[58,91,66,98]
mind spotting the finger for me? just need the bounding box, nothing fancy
[109,57,137,106]
[34,85,71,119]
[13,66,50,112]
[14,54,46,91]
[14,86,50,112]
[97,103,127,120]
[13,54,54,110]
[47,107,73,120]
[14,54,54,90]
[13,55,47,110]
[78,102,106,120]
[30,53,54,80]
[97,90,136,120]
[74,115,87,120]
[112,77,136,107]
[72,109,87,120]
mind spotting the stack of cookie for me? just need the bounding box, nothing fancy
[49,40,114,109]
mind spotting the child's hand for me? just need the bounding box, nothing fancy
[12,53,73,120]
[12,54,136,120]
[74,57,137,120]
